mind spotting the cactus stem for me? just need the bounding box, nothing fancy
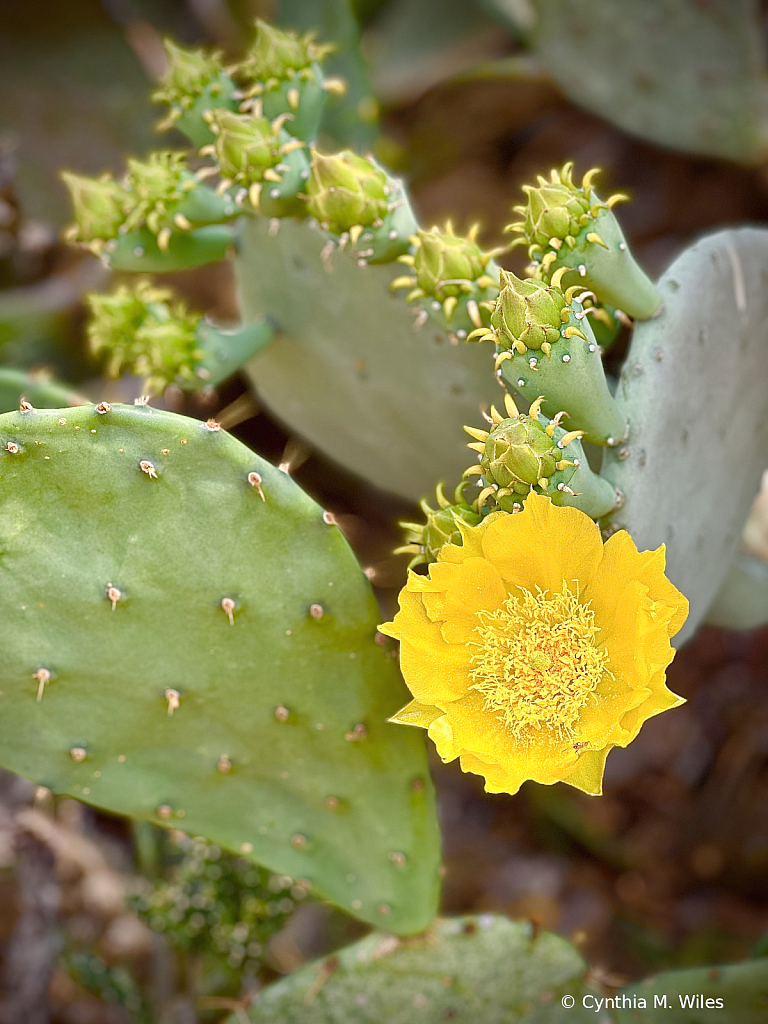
[139,460,158,478]
[165,688,181,715]
[106,585,122,611]
[248,471,266,500]
[221,597,236,624]
[33,668,51,703]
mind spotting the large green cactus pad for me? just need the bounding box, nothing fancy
[615,957,768,1023]
[233,915,595,1023]
[0,404,440,934]
[488,0,768,164]
[235,217,500,501]
[601,229,768,645]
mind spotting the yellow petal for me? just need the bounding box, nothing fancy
[389,699,442,729]
[586,531,688,638]
[561,745,613,795]
[409,557,506,643]
[615,672,685,747]
[481,492,603,597]
[379,588,471,703]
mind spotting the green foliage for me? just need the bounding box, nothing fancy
[601,228,768,643]
[232,915,597,1023]
[0,403,440,934]
[133,833,297,976]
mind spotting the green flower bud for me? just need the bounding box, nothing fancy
[481,416,560,495]
[507,162,660,320]
[239,20,333,82]
[122,151,194,235]
[61,172,126,247]
[397,483,481,567]
[152,40,227,110]
[413,230,486,301]
[490,270,566,354]
[304,150,389,234]
[87,280,201,391]
[206,111,283,183]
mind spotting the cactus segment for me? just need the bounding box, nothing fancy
[396,481,482,568]
[615,956,768,1023]
[104,223,236,273]
[234,915,595,1024]
[193,318,273,388]
[305,150,389,235]
[601,228,768,645]
[392,225,501,335]
[461,395,618,519]
[152,40,239,147]
[508,163,660,320]
[0,403,440,935]
[705,552,768,632]
[86,280,272,391]
[63,152,239,263]
[234,215,499,501]
[234,21,334,142]
[479,271,627,445]
[203,109,309,218]
[0,368,86,414]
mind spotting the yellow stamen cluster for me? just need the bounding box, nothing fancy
[469,587,609,740]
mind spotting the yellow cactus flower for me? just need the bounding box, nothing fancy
[380,492,688,796]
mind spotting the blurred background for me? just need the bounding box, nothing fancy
[2,1,768,1021]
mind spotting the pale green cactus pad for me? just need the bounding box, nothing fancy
[705,552,768,631]
[488,0,768,164]
[0,403,440,934]
[232,915,596,1024]
[235,216,501,500]
[615,957,768,1023]
[601,228,768,644]
[0,368,86,414]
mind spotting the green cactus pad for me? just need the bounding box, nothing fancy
[601,228,768,645]
[235,216,499,501]
[0,403,440,934]
[704,552,768,632]
[615,956,768,1023]
[492,285,628,447]
[0,369,86,414]
[104,224,236,273]
[488,0,768,165]
[232,915,596,1024]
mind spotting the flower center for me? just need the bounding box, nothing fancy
[469,586,609,739]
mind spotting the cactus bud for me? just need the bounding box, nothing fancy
[396,482,481,567]
[490,270,565,353]
[87,280,202,391]
[61,172,126,250]
[204,110,309,216]
[507,163,660,320]
[390,224,501,332]
[151,40,238,147]
[304,150,389,234]
[480,413,562,495]
[241,20,333,82]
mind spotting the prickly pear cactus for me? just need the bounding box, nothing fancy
[601,228,768,644]
[0,403,440,934]
[233,916,596,1024]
